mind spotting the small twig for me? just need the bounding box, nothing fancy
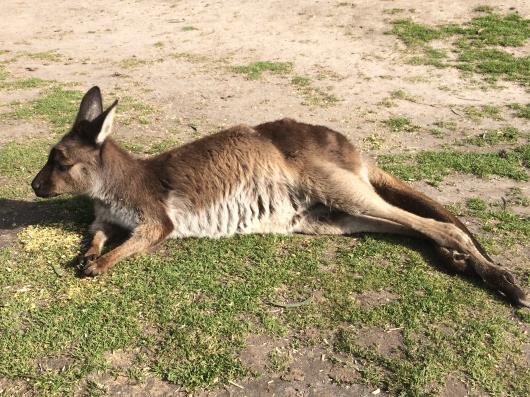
[228,380,244,389]
[450,107,463,116]
[266,296,313,309]
[454,96,481,101]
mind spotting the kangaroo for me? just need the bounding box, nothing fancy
[31,86,528,306]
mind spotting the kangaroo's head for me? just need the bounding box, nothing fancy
[31,87,118,198]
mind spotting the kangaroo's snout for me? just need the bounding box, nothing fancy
[31,166,58,198]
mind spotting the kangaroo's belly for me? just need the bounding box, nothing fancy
[167,182,306,238]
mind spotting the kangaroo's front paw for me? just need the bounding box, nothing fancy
[80,254,98,267]
[82,258,109,277]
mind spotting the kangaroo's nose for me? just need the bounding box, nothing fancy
[31,179,41,192]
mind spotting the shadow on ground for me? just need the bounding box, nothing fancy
[0,195,519,305]
[0,196,92,248]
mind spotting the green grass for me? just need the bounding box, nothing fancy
[0,136,528,395]
[392,19,443,46]
[378,145,529,185]
[291,75,339,107]
[453,12,530,47]
[0,140,51,198]
[117,95,154,125]
[448,198,530,251]
[0,220,528,395]
[433,120,457,131]
[383,8,405,15]
[231,61,293,80]
[181,26,199,32]
[508,103,530,119]
[0,85,154,129]
[463,126,524,147]
[0,77,49,90]
[384,116,418,132]
[24,51,62,62]
[118,57,155,69]
[1,86,83,132]
[392,13,530,85]
[0,60,52,90]
[473,5,494,13]
[463,105,502,120]
[408,47,447,68]
[291,75,311,87]
[390,89,416,102]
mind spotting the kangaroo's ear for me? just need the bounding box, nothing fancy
[89,100,118,144]
[75,86,103,124]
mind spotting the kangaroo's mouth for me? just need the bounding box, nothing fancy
[34,190,60,198]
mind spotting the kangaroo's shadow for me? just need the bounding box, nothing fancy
[0,197,522,304]
[0,196,128,273]
[361,233,522,306]
[0,196,94,232]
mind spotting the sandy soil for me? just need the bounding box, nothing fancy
[0,0,529,396]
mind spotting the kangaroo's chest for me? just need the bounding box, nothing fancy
[167,182,304,238]
[94,200,140,230]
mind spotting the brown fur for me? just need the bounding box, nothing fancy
[31,87,528,306]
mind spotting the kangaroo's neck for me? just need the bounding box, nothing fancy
[90,139,146,204]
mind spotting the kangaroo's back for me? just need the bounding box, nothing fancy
[254,118,364,174]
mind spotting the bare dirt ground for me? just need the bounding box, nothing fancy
[0,0,529,396]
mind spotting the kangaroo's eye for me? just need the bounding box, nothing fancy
[57,163,72,172]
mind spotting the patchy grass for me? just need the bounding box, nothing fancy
[24,50,62,62]
[0,140,51,199]
[0,134,528,395]
[408,47,447,68]
[118,57,154,69]
[433,120,457,131]
[378,145,529,185]
[291,75,339,107]
[0,141,49,179]
[231,61,293,80]
[392,19,443,46]
[449,198,530,250]
[463,127,524,147]
[0,85,154,129]
[117,95,154,125]
[362,133,385,150]
[463,105,502,120]
[384,116,418,132]
[0,86,82,132]
[0,214,528,396]
[473,5,495,13]
[392,13,530,85]
[383,8,405,15]
[508,103,530,119]
[144,138,181,154]
[390,89,416,102]
[0,60,52,90]
[0,77,49,90]
[291,75,311,87]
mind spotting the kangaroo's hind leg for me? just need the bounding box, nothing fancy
[306,163,528,306]
[293,204,421,237]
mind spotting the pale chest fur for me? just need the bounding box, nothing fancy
[166,179,306,238]
[94,199,140,231]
